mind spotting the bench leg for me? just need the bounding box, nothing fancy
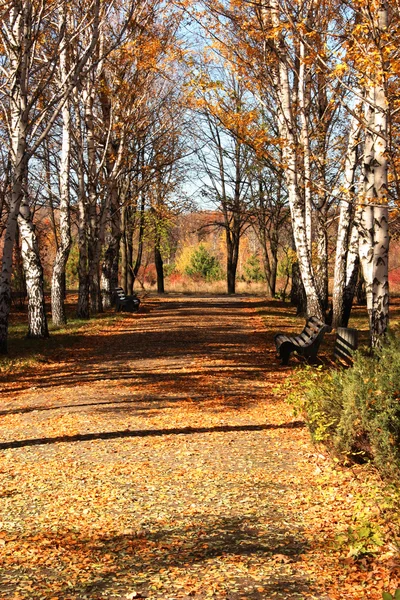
[279,348,292,366]
[305,342,321,364]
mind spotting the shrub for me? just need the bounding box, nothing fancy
[137,264,157,287]
[163,262,176,277]
[185,244,222,281]
[243,254,265,283]
[286,334,400,479]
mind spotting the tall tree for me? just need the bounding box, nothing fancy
[0,0,100,352]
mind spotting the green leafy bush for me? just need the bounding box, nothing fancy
[286,334,400,478]
[336,520,384,558]
[185,244,222,281]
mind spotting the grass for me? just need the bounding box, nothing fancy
[2,301,128,375]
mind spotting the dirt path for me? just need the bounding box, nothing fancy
[0,296,365,599]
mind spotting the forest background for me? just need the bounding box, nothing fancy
[0,0,399,351]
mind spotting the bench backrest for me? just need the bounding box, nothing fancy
[303,316,331,338]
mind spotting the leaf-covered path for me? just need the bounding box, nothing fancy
[0,296,397,599]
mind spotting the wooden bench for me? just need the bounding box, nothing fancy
[274,316,332,365]
[114,287,140,313]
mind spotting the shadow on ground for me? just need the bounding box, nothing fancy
[0,514,315,599]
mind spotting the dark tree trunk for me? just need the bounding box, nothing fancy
[291,260,307,317]
[342,256,360,327]
[356,267,367,306]
[76,195,90,319]
[227,259,236,294]
[315,214,329,313]
[226,227,240,295]
[88,226,102,314]
[132,191,146,288]
[101,189,121,309]
[155,242,164,294]
[120,207,128,294]
[101,235,120,308]
[126,231,134,295]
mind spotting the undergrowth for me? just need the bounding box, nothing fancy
[285,334,400,565]
[286,333,400,480]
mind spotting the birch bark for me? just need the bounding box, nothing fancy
[270,0,323,319]
[0,4,29,353]
[0,0,101,351]
[332,115,360,327]
[299,40,312,251]
[51,6,72,327]
[18,195,49,339]
[75,95,90,319]
[358,2,389,347]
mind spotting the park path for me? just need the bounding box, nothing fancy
[0,296,341,599]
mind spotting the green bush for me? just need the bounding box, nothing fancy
[163,262,176,278]
[243,254,265,282]
[185,244,222,281]
[286,334,400,478]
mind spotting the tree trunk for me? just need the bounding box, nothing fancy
[101,186,121,308]
[342,220,361,327]
[226,230,239,295]
[132,189,146,287]
[120,206,128,293]
[291,259,307,317]
[270,0,323,319]
[0,5,29,353]
[359,205,389,346]
[0,160,25,353]
[299,39,312,252]
[332,116,360,328]
[18,197,49,339]
[74,99,90,320]
[101,236,120,309]
[314,209,329,312]
[51,8,72,327]
[76,169,90,319]
[227,261,236,295]
[359,1,390,348]
[83,80,102,314]
[260,240,274,298]
[155,242,164,294]
[126,210,134,295]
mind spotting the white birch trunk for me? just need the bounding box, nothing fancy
[332,115,360,327]
[0,0,101,351]
[270,0,323,319]
[299,40,312,251]
[0,5,29,353]
[371,206,389,344]
[51,6,72,327]
[75,99,90,320]
[371,3,389,343]
[359,2,389,347]
[83,82,102,313]
[18,196,49,339]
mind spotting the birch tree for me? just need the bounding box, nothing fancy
[50,5,73,327]
[332,114,361,328]
[0,0,101,352]
[357,1,390,346]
